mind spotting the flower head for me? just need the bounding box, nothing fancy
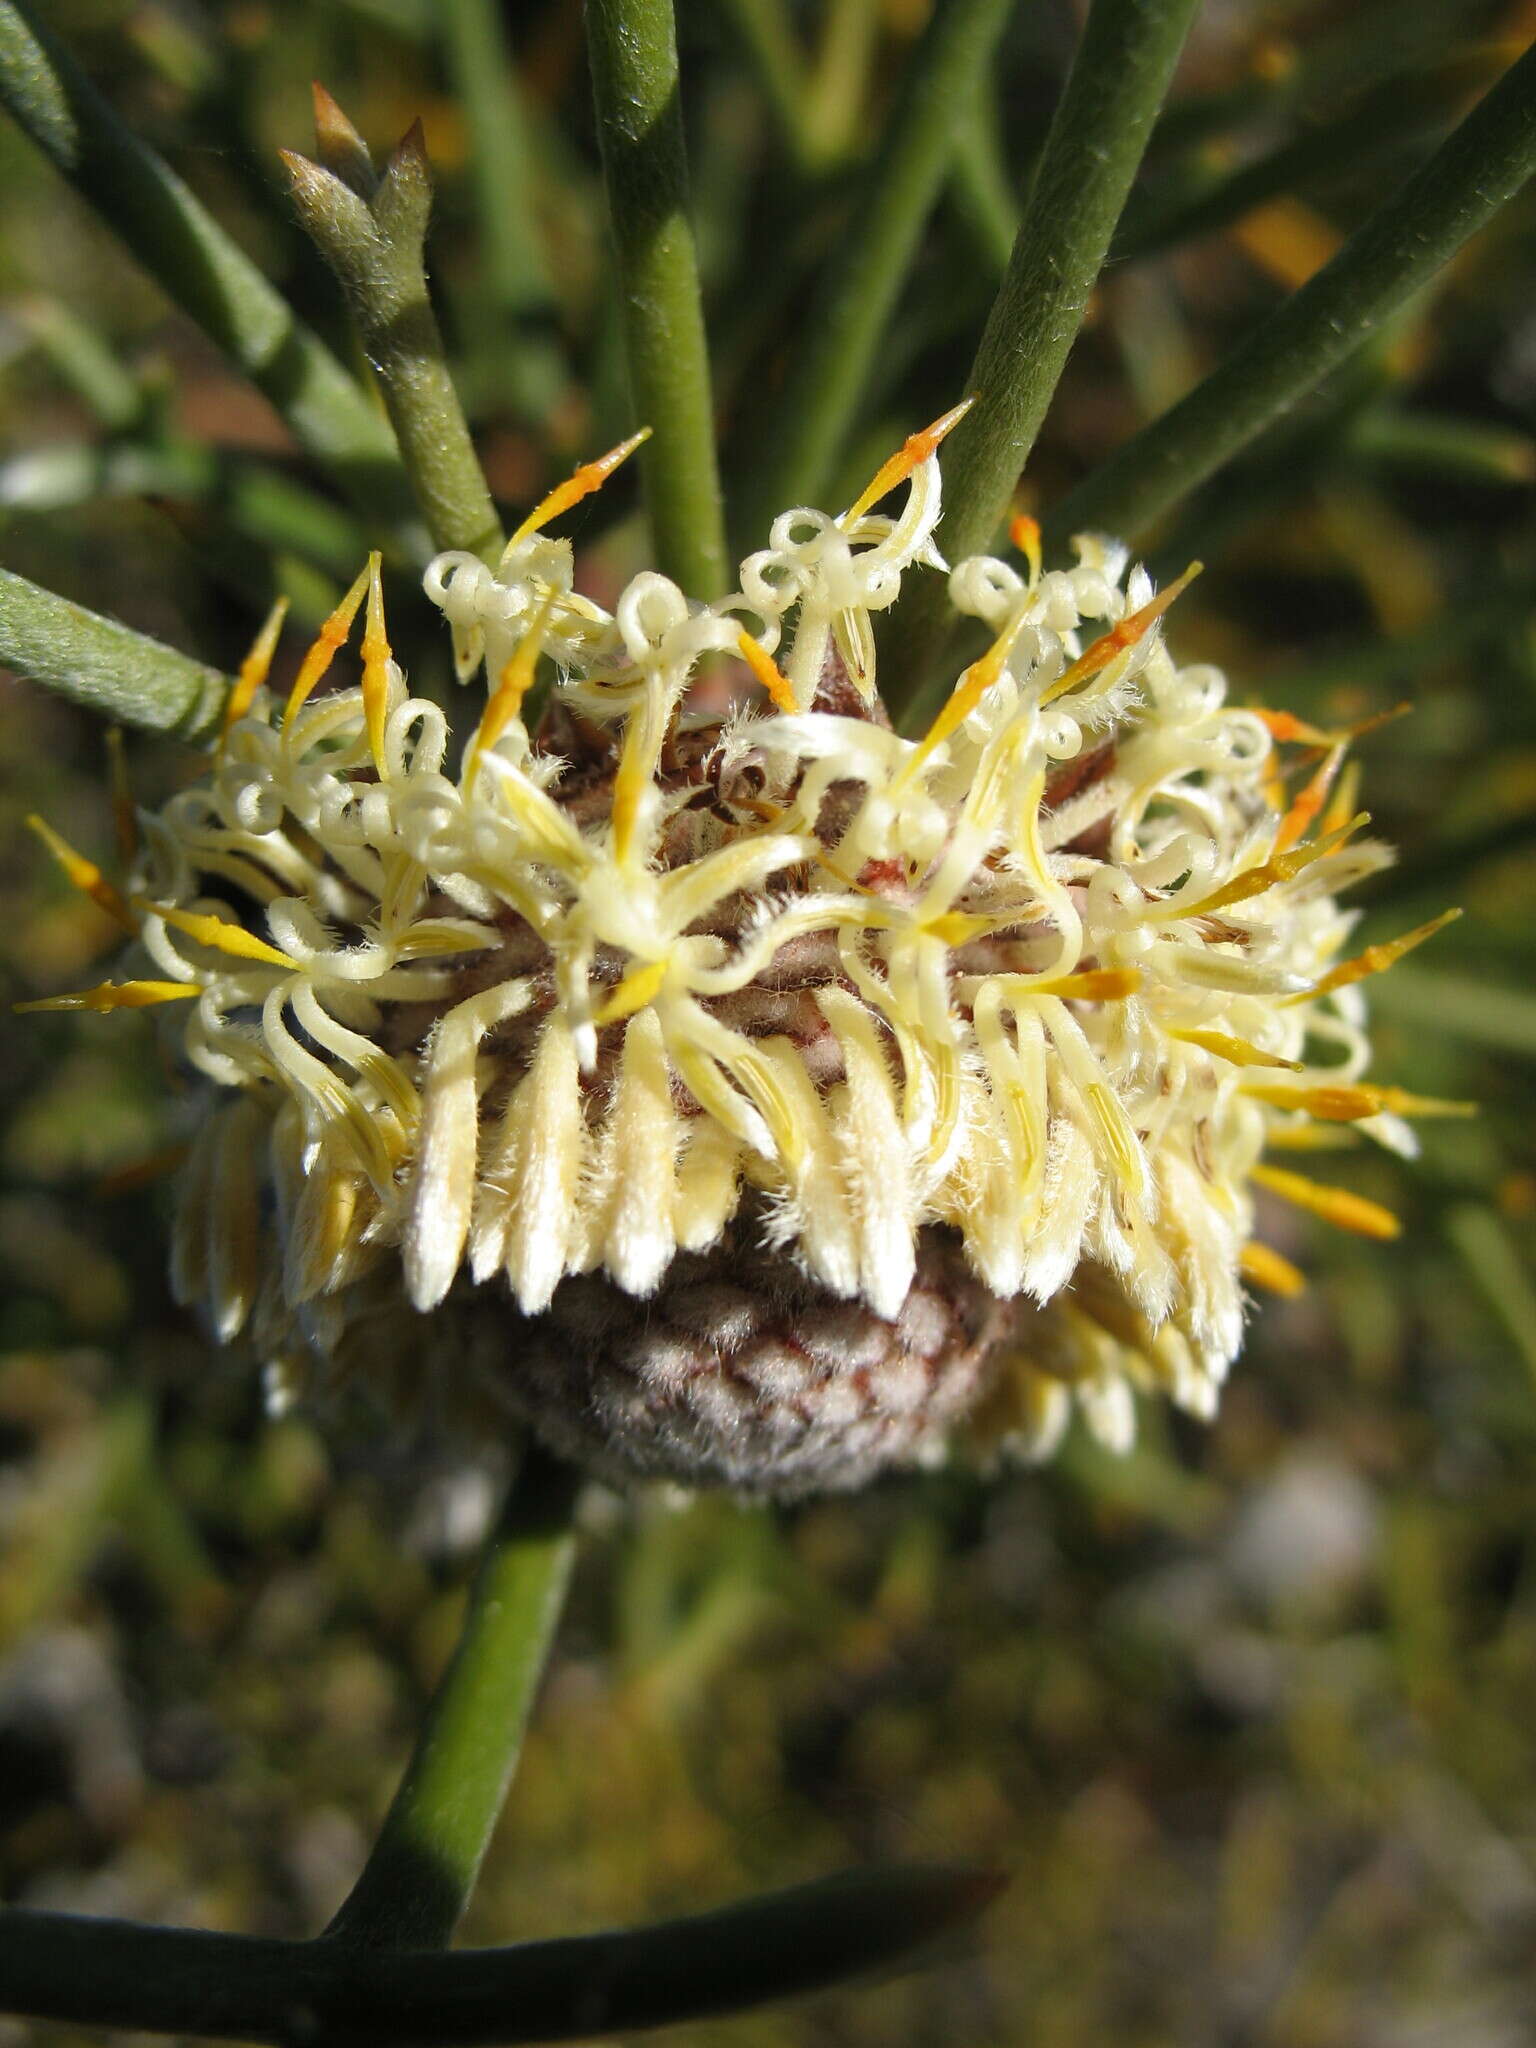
[25,418,1464,1492]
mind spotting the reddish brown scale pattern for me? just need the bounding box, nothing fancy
[448,1200,1026,1494]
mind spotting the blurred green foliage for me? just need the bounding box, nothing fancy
[0,0,1535,2041]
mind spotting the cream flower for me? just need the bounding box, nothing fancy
[24,416,1465,1493]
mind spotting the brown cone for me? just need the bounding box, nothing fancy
[454,1206,1026,1495]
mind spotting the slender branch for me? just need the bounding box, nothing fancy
[1044,39,1536,549]
[0,1864,1003,2045]
[0,0,421,554]
[734,0,1015,547]
[0,567,228,737]
[283,100,504,563]
[326,1443,580,1951]
[586,0,728,597]
[883,0,1202,722]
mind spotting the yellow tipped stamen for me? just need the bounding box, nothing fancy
[594,957,669,1028]
[106,728,136,865]
[1254,708,1339,748]
[1262,1124,1359,1152]
[842,397,975,524]
[284,562,370,731]
[611,724,649,866]
[898,600,1032,787]
[1250,1162,1401,1240]
[1008,512,1042,586]
[1320,757,1362,840]
[611,667,681,868]
[1244,1080,1476,1121]
[1178,812,1368,919]
[1246,1082,1398,1121]
[1169,1027,1303,1071]
[26,814,136,933]
[1289,907,1461,1005]
[1275,741,1346,853]
[467,592,554,784]
[134,899,298,970]
[737,628,798,714]
[359,553,392,773]
[15,978,200,1015]
[924,910,994,947]
[219,596,289,753]
[1039,561,1202,708]
[1030,967,1144,1001]
[1240,1240,1307,1297]
[1254,701,1409,751]
[507,428,651,549]
[1087,1080,1147,1200]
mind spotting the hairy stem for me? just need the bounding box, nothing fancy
[284,107,504,563]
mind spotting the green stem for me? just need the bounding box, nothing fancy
[1044,39,1536,549]
[325,1443,580,1951]
[0,0,420,554]
[284,112,504,563]
[0,567,228,737]
[586,0,728,597]
[883,0,1202,723]
[735,0,1014,546]
[0,1865,1003,2044]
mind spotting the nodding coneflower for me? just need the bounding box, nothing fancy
[23,410,1466,1494]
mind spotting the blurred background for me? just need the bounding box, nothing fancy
[1,1,1535,2041]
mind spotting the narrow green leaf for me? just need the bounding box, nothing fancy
[587,0,728,597]
[12,296,141,430]
[1349,406,1536,486]
[0,1863,1003,2042]
[1445,1204,1536,1392]
[0,566,228,737]
[717,0,822,175]
[0,440,366,581]
[734,0,1015,546]
[438,0,568,421]
[1370,968,1536,1062]
[0,0,422,554]
[883,0,1203,724]
[1045,39,1536,548]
